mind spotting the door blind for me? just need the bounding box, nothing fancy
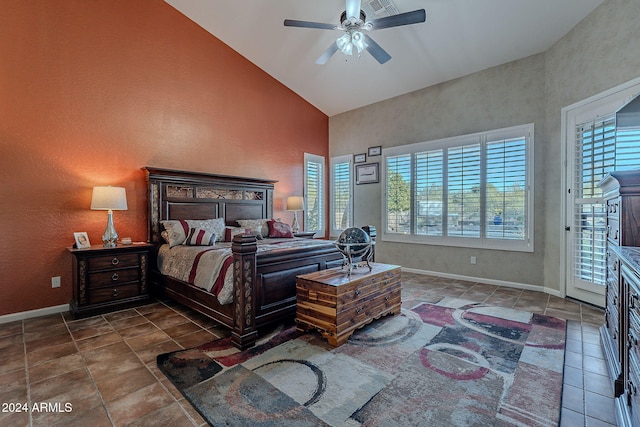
[573,114,615,285]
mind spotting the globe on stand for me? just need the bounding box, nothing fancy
[335,227,373,275]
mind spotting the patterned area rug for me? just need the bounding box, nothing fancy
[157,297,566,426]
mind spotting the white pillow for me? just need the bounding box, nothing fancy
[237,219,270,237]
[161,218,225,247]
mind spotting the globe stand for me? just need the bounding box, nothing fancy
[336,242,373,276]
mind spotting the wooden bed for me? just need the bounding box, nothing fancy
[144,167,344,349]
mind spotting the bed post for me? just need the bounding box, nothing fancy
[231,234,258,349]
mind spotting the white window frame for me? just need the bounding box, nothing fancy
[329,154,353,237]
[382,123,534,252]
[304,153,326,236]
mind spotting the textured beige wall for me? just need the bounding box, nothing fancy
[329,0,640,292]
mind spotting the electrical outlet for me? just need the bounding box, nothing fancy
[51,276,61,288]
[470,256,477,265]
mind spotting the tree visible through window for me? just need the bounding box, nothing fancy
[383,124,533,251]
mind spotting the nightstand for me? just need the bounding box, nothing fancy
[294,231,316,239]
[68,243,153,318]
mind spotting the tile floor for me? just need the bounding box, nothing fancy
[0,273,614,426]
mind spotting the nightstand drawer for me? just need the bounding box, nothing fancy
[88,253,140,271]
[89,283,141,304]
[88,268,140,288]
[68,243,152,318]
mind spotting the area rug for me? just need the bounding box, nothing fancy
[157,297,566,426]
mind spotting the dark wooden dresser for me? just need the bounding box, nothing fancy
[68,243,152,318]
[296,263,401,346]
[599,170,640,426]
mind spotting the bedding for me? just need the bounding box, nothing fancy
[157,237,335,306]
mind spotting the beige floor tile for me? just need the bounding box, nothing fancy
[106,382,175,426]
[95,365,158,403]
[172,329,216,348]
[117,321,159,339]
[26,341,77,367]
[75,331,123,352]
[28,353,86,383]
[87,354,145,383]
[125,330,173,352]
[125,401,197,427]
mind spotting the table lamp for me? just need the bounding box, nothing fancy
[286,196,305,233]
[91,186,128,247]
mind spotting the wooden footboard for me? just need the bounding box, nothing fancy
[144,166,352,349]
[150,235,343,349]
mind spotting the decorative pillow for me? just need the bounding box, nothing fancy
[183,228,216,246]
[224,226,245,242]
[161,218,226,247]
[237,219,270,238]
[267,219,294,238]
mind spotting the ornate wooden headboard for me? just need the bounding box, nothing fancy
[144,167,276,244]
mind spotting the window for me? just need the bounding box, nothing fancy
[573,114,640,285]
[304,153,325,236]
[383,123,533,251]
[330,155,353,237]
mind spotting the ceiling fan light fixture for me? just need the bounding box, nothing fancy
[337,30,367,56]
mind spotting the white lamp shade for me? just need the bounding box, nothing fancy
[287,196,305,211]
[91,186,128,211]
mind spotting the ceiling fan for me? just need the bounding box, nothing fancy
[284,0,426,65]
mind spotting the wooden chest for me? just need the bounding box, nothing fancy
[296,263,401,347]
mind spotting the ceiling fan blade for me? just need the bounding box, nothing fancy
[369,9,426,30]
[345,0,361,20]
[284,19,336,30]
[315,43,340,65]
[364,35,391,64]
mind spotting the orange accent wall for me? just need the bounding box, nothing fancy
[0,1,328,316]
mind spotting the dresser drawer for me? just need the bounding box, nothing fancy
[87,253,140,271]
[88,268,140,288]
[89,283,141,304]
[607,197,620,218]
[608,218,620,245]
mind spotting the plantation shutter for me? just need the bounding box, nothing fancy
[485,137,527,240]
[331,157,352,234]
[573,114,615,285]
[414,149,444,236]
[447,143,481,238]
[304,154,325,235]
[386,154,412,234]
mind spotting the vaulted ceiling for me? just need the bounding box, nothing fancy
[165,0,606,116]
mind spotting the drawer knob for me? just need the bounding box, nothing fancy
[111,257,119,266]
[354,289,361,296]
[385,295,390,301]
[111,273,119,281]
[356,307,362,314]
[112,288,119,297]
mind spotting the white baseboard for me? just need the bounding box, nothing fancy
[401,267,562,297]
[0,304,70,324]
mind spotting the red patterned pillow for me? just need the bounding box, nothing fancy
[184,228,216,246]
[267,220,294,238]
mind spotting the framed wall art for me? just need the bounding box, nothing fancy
[354,153,366,163]
[368,146,381,156]
[356,163,379,185]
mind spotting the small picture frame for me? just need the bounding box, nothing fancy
[74,232,91,249]
[356,163,379,185]
[354,153,366,164]
[368,146,382,157]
